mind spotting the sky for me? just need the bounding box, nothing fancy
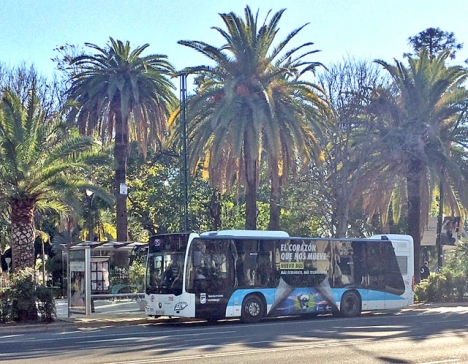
[1,0,468,85]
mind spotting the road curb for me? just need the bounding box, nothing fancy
[0,316,151,333]
[72,317,151,328]
[0,320,76,334]
[2,302,467,332]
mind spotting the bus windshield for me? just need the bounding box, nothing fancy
[145,233,190,295]
[146,252,185,295]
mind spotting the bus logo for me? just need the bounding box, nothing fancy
[280,262,304,269]
[200,293,206,304]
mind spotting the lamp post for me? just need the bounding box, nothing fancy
[180,73,189,232]
[5,257,11,275]
[436,169,444,270]
[85,189,94,241]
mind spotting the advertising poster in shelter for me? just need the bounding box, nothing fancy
[70,257,86,312]
[91,257,110,292]
[441,216,460,246]
[421,217,437,246]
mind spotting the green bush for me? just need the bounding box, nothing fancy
[8,269,38,322]
[415,241,468,303]
[415,269,468,303]
[0,268,56,323]
[129,261,145,292]
[414,279,429,302]
[36,285,56,322]
[0,290,10,323]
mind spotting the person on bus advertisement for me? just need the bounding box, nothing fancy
[272,240,336,315]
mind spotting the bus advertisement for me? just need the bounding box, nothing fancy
[145,230,414,323]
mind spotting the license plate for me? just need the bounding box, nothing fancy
[155,310,165,315]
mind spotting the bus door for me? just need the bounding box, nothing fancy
[364,242,388,310]
[383,242,408,309]
[350,241,391,310]
[364,241,405,310]
[369,235,414,307]
[188,238,237,319]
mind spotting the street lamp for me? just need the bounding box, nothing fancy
[85,189,94,241]
[180,73,189,232]
[5,257,11,274]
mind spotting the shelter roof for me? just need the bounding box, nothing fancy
[62,241,147,251]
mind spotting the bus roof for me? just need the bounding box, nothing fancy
[200,230,290,238]
[369,234,414,244]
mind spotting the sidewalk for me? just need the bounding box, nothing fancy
[0,298,150,333]
[2,300,468,333]
[56,298,149,327]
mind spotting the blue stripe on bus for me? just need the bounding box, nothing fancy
[227,287,405,313]
[332,288,406,302]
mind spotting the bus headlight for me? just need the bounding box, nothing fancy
[174,302,188,310]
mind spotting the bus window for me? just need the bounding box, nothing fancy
[146,252,185,295]
[192,240,206,278]
[334,241,354,286]
[235,239,257,286]
[187,238,236,294]
[150,256,163,286]
[366,243,386,289]
[160,254,184,295]
[236,251,249,286]
[396,256,408,275]
[257,251,273,286]
[351,241,368,286]
[384,244,406,295]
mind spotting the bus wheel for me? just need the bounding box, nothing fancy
[340,291,361,317]
[241,295,264,323]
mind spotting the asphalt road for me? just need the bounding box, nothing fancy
[1,305,468,364]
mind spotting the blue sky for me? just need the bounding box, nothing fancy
[1,0,467,82]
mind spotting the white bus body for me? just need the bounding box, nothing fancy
[145,231,414,322]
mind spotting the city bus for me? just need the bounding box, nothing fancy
[144,230,414,323]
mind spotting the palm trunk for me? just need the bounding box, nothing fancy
[244,136,257,230]
[407,159,422,283]
[209,189,222,230]
[244,159,257,230]
[268,161,281,231]
[113,107,129,267]
[10,198,36,271]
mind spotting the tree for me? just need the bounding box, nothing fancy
[66,38,178,246]
[408,27,464,61]
[0,62,64,119]
[176,6,326,230]
[263,72,328,230]
[0,87,109,271]
[317,58,391,237]
[372,49,468,281]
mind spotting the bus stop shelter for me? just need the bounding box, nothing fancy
[63,241,146,316]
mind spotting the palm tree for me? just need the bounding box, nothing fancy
[66,37,177,244]
[264,74,328,230]
[0,87,109,271]
[370,49,468,280]
[176,6,326,229]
